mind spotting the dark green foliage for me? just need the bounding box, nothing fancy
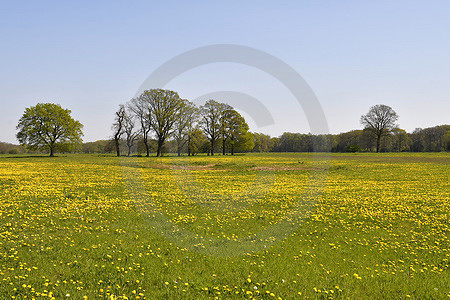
[346,144,361,153]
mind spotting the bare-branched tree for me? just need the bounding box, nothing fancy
[112,105,126,157]
[127,96,152,156]
[123,108,139,156]
[360,104,399,153]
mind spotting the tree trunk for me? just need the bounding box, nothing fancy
[115,138,120,157]
[187,136,191,156]
[144,136,150,157]
[222,139,226,155]
[376,134,381,153]
[50,146,54,157]
[127,146,131,157]
[210,140,215,156]
[156,138,164,157]
[231,143,234,155]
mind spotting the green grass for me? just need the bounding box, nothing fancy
[0,153,448,299]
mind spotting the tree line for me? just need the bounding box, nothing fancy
[251,125,449,153]
[109,99,449,155]
[76,124,449,155]
[10,93,450,156]
[111,89,254,157]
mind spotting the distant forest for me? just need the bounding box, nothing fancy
[2,124,448,155]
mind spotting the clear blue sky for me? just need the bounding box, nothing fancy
[1,0,449,143]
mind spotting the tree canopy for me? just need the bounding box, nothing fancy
[360,104,399,152]
[200,100,228,155]
[144,89,184,157]
[16,103,83,156]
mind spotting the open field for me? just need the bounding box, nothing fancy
[0,153,448,299]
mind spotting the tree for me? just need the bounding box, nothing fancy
[187,127,207,156]
[112,105,126,157]
[360,129,376,152]
[252,133,273,152]
[200,100,225,155]
[16,103,83,157]
[420,125,449,151]
[391,128,409,152]
[127,95,152,157]
[251,132,273,152]
[218,105,234,155]
[311,134,334,152]
[360,104,399,153]
[334,130,364,153]
[274,132,303,152]
[144,89,183,157]
[186,111,201,156]
[222,109,252,155]
[444,129,450,151]
[234,130,254,154]
[173,100,198,156]
[123,109,139,156]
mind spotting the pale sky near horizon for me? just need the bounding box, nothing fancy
[1,1,449,143]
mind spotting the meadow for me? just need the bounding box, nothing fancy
[0,153,448,299]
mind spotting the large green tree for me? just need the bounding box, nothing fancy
[144,89,183,157]
[16,103,83,156]
[222,109,253,155]
[127,96,152,156]
[187,127,207,156]
[200,100,229,155]
[173,99,198,156]
[390,128,410,152]
[251,132,273,152]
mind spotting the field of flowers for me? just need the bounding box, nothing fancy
[0,153,448,299]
